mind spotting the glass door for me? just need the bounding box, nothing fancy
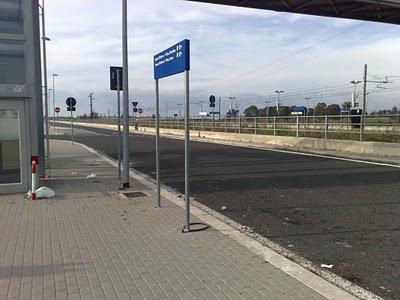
[0,100,28,194]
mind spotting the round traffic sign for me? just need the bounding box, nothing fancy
[133,108,138,113]
[66,97,77,107]
[138,108,143,114]
[55,107,60,113]
[209,95,216,103]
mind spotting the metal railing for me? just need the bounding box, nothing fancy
[59,114,400,143]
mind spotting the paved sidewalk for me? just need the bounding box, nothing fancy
[0,140,352,299]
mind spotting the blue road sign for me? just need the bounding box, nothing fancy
[110,66,123,91]
[293,106,306,113]
[66,97,76,107]
[154,39,190,80]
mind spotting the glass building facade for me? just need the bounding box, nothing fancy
[0,0,25,83]
[0,0,42,193]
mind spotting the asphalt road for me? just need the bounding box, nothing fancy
[53,124,400,299]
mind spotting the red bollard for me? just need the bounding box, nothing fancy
[31,160,37,200]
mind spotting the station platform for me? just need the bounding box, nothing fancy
[0,139,357,299]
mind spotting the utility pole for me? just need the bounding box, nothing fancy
[275,90,284,116]
[360,65,392,142]
[360,64,367,142]
[89,92,94,118]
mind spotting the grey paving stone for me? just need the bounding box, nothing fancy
[0,140,330,300]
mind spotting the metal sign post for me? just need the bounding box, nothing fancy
[153,39,192,232]
[66,97,77,144]
[110,66,123,187]
[209,95,216,131]
[122,0,130,189]
[155,80,161,208]
[70,109,74,144]
[184,70,190,232]
[117,71,122,184]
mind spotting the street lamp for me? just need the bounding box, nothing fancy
[52,74,58,129]
[350,80,361,108]
[275,90,284,116]
[265,100,271,118]
[177,103,183,118]
[39,1,51,174]
[198,100,206,113]
[228,96,236,112]
[304,97,311,117]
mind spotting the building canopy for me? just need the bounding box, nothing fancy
[187,0,400,25]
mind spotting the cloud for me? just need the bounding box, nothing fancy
[45,0,400,116]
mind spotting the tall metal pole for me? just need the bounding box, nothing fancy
[52,74,57,130]
[184,70,191,232]
[275,90,284,117]
[89,92,94,118]
[117,70,122,184]
[350,80,361,108]
[360,64,367,142]
[212,105,215,131]
[53,75,55,128]
[70,109,74,144]
[40,1,50,176]
[122,0,130,188]
[218,96,221,119]
[155,79,161,207]
[305,97,311,117]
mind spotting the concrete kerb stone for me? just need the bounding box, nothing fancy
[70,140,380,300]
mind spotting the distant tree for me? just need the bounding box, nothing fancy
[391,106,399,114]
[308,107,314,116]
[314,102,327,115]
[342,101,352,110]
[244,105,259,117]
[258,107,266,117]
[326,104,341,115]
[279,106,292,117]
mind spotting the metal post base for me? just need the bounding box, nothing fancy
[182,222,209,233]
[122,182,130,189]
[182,226,191,233]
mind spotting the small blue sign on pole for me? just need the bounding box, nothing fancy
[154,39,190,80]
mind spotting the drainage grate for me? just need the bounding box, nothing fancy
[122,191,147,198]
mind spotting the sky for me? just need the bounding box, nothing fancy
[45,0,400,117]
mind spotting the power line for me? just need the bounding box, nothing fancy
[203,23,365,96]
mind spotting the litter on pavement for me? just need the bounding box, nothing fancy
[321,264,334,269]
[86,173,97,179]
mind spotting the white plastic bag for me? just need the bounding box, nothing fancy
[35,186,55,199]
[321,264,334,269]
